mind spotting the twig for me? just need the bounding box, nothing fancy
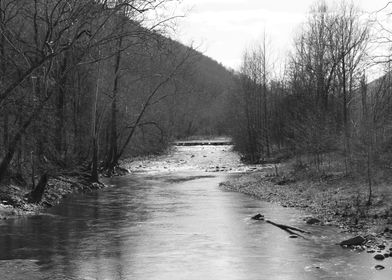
[266,220,311,237]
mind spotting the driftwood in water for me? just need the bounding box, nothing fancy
[251,213,265,220]
[28,173,48,203]
[266,220,311,237]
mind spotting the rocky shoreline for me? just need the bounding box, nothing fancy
[220,169,392,267]
[221,171,392,234]
[0,174,105,220]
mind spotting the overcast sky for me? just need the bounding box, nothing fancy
[170,0,390,71]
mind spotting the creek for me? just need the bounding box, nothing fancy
[0,144,390,279]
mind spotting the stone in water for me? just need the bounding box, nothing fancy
[251,213,264,220]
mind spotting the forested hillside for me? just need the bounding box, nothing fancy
[0,0,235,185]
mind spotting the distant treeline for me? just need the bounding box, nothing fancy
[0,0,235,184]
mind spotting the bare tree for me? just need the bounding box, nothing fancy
[0,0,102,181]
[329,2,369,172]
[236,35,272,163]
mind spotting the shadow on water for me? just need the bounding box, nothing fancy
[0,151,392,279]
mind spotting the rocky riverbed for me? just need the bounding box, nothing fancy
[122,144,269,174]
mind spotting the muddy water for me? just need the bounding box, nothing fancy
[0,145,391,280]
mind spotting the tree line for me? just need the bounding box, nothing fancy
[0,0,234,186]
[227,1,392,204]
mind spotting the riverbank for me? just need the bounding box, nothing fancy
[0,141,260,221]
[0,143,241,220]
[220,161,392,239]
[0,174,105,220]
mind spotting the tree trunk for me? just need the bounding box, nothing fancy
[56,53,68,160]
[107,36,123,173]
[3,108,9,154]
[361,74,372,206]
[0,5,7,156]
[28,173,48,203]
[342,54,350,175]
[91,51,101,182]
[262,35,270,158]
[366,150,372,206]
[73,74,81,157]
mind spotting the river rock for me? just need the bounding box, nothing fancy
[339,236,366,247]
[251,213,264,220]
[367,249,376,253]
[378,244,386,250]
[374,254,385,261]
[375,265,385,270]
[384,253,389,258]
[306,218,321,225]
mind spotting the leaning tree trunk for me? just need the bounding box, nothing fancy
[91,50,102,182]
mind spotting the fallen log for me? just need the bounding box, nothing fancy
[266,220,311,237]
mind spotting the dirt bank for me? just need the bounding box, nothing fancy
[1,144,244,219]
[0,175,105,219]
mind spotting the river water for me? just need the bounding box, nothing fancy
[0,145,391,279]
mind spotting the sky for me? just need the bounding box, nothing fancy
[168,0,391,71]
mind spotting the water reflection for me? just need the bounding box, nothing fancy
[1,172,391,279]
